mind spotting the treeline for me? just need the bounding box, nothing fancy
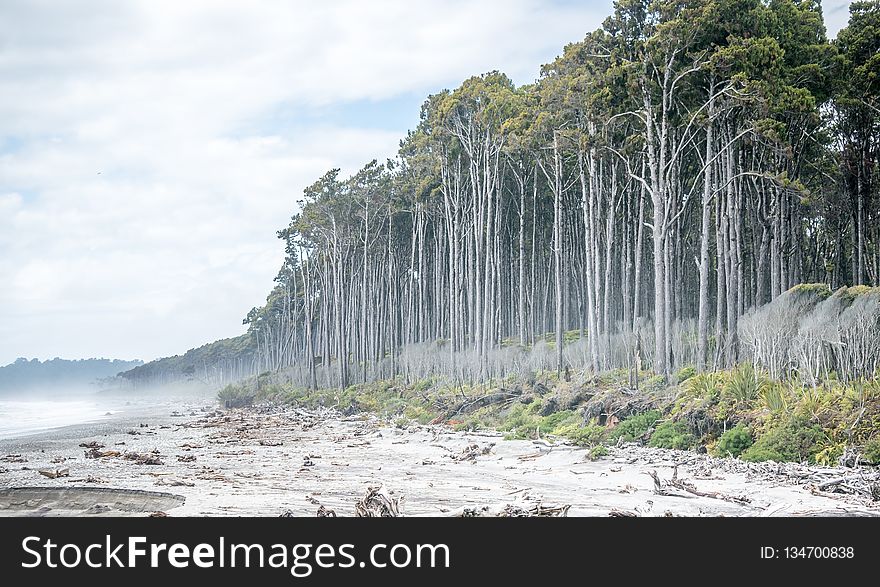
[241,0,879,391]
[0,357,143,393]
[119,335,255,388]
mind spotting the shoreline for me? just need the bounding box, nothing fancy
[1,403,878,517]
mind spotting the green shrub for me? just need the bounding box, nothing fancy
[218,384,255,408]
[499,403,582,440]
[724,363,762,406]
[675,366,697,383]
[609,410,661,443]
[863,437,880,465]
[814,442,845,466]
[740,417,825,463]
[587,444,609,460]
[403,404,437,424]
[715,425,753,457]
[684,372,722,400]
[642,375,668,394]
[760,383,787,412]
[542,409,580,433]
[648,421,696,450]
[560,420,607,447]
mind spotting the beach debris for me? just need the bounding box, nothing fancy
[1,454,27,463]
[317,505,337,517]
[85,448,121,459]
[646,468,751,505]
[305,495,337,517]
[302,457,315,467]
[517,450,549,462]
[155,477,195,487]
[51,456,68,464]
[86,504,112,514]
[608,509,640,517]
[451,443,495,462]
[39,468,70,479]
[149,511,168,518]
[259,440,283,447]
[127,430,141,436]
[446,503,571,517]
[355,485,401,517]
[176,454,197,463]
[83,475,107,484]
[79,441,105,449]
[806,471,880,501]
[123,451,164,466]
[279,510,295,517]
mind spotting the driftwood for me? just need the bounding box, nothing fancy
[38,468,69,479]
[437,391,520,423]
[646,468,751,505]
[608,508,639,517]
[305,495,337,517]
[84,448,121,459]
[451,443,495,462]
[155,477,195,487]
[123,452,164,466]
[355,485,401,517]
[444,502,570,517]
[79,441,105,449]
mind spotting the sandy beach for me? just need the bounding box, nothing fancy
[1,402,878,517]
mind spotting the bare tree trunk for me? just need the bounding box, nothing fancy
[697,82,714,371]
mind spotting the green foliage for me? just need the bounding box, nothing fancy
[500,403,582,440]
[123,334,254,386]
[555,420,606,447]
[715,425,753,458]
[724,362,763,407]
[638,374,669,394]
[648,421,696,451]
[675,366,697,384]
[814,442,845,467]
[863,437,880,465]
[217,384,255,408]
[741,416,825,463]
[788,283,833,300]
[760,383,788,412]
[587,444,609,460]
[609,410,661,443]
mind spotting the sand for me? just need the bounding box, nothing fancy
[1,403,877,517]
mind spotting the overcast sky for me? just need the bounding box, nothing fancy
[0,1,855,366]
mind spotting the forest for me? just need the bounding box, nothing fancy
[0,357,143,393]
[229,0,879,393]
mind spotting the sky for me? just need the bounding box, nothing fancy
[0,0,857,366]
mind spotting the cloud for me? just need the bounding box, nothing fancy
[0,0,853,365]
[823,1,854,38]
[0,0,612,364]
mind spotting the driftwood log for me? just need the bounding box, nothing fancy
[355,485,402,517]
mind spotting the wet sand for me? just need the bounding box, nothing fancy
[1,404,877,517]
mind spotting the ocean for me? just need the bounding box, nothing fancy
[0,398,113,439]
